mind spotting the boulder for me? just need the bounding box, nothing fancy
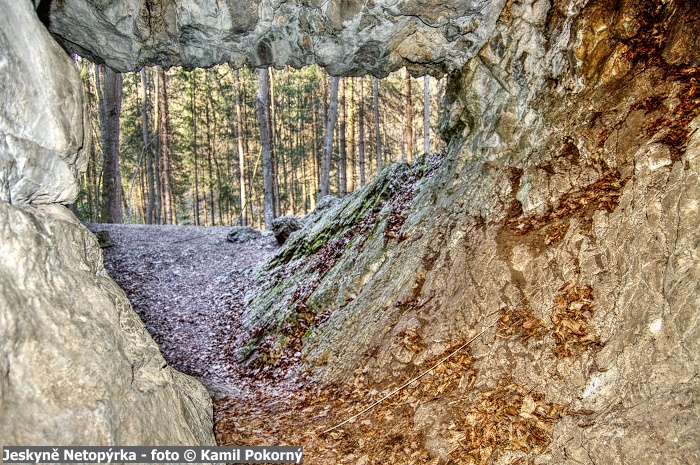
[93,230,113,248]
[271,215,303,245]
[227,226,262,244]
[0,0,89,205]
[0,202,216,445]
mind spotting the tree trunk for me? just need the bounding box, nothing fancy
[347,77,356,193]
[153,69,162,224]
[204,69,216,226]
[319,76,340,198]
[191,71,201,225]
[256,68,275,230]
[311,94,319,210]
[98,65,123,223]
[280,96,291,214]
[424,75,431,155]
[373,77,383,173]
[234,69,248,226]
[140,67,156,224]
[157,66,175,224]
[339,77,347,197]
[268,68,280,217]
[405,68,413,164]
[358,77,366,187]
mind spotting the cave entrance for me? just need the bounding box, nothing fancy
[75,62,446,228]
[79,60,447,451]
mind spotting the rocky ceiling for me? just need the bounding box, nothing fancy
[41,0,507,76]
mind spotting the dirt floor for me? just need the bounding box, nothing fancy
[87,223,507,465]
[83,152,541,465]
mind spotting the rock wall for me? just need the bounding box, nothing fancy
[0,0,216,446]
[43,0,507,76]
[0,202,215,445]
[243,0,700,462]
[0,0,89,205]
[4,0,699,460]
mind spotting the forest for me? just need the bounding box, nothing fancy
[76,61,446,229]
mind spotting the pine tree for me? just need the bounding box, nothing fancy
[319,76,340,198]
[234,69,248,226]
[404,68,413,164]
[358,77,366,187]
[140,68,157,224]
[256,68,275,229]
[373,77,383,173]
[347,77,356,193]
[156,66,176,224]
[97,64,123,223]
[424,75,431,155]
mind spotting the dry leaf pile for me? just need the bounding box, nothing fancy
[551,283,603,358]
[496,303,547,344]
[503,168,625,248]
[311,343,479,464]
[449,377,568,465]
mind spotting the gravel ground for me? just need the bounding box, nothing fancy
[86,223,278,387]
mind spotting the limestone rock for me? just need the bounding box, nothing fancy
[93,230,113,248]
[241,1,700,463]
[271,215,303,245]
[45,0,508,76]
[0,0,89,205]
[0,201,216,445]
[304,195,340,224]
[227,226,262,244]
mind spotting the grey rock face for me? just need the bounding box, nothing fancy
[0,201,216,445]
[0,0,89,205]
[242,0,700,462]
[271,215,304,245]
[227,226,262,243]
[45,0,508,76]
[0,1,214,446]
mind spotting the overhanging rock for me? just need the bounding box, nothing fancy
[43,0,508,75]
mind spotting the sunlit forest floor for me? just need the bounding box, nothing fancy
[90,223,451,464]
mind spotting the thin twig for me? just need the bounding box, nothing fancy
[320,286,547,435]
[321,324,493,435]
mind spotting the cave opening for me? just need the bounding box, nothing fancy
[74,61,447,227]
[4,0,700,462]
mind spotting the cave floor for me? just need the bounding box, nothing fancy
[89,223,441,464]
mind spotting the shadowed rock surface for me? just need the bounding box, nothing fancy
[43,0,507,76]
[271,215,304,245]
